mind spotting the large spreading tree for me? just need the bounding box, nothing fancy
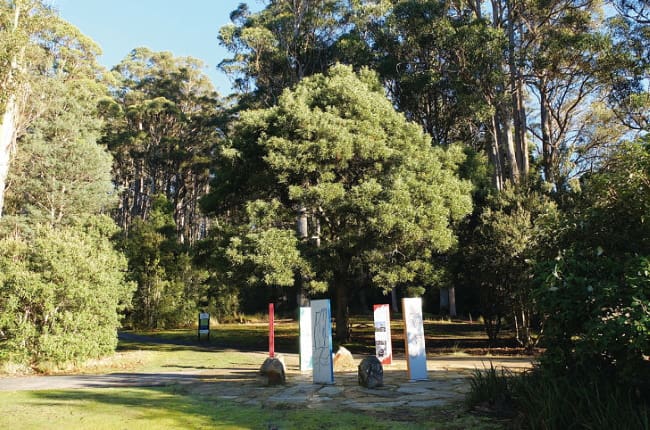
[204,65,472,341]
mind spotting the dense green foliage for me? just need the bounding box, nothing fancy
[203,64,472,340]
[121,195,207,329]
[460,185,557,347]
[101,48,222,244]
[0,217,133,367]
[467,139,650,427]
[467,365,649,429]
[0,0,134,368]
[608,0,650,131]
[536,138,650,384]
[218,0,346,107]
[3,41,113,223]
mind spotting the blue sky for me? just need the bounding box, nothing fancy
[51,0,264,95]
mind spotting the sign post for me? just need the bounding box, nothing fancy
[198,312,210,341]
[269,303,275,358]
[402,297,428,381]
[373,304,393,365]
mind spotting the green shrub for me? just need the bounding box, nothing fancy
[457,185,557,348]
[0,216,134,367]
[535,141,650,386]
[122,195,207,329]
[537,251,650,385]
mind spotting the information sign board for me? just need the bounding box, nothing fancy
[373,304,393,365]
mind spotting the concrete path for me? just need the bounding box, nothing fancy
[0,352,533,413]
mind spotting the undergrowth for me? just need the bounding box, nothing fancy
[466,365,650,429]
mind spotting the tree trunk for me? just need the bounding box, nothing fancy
[489,115,505,190]
[175,196,186,244]
[507,0,528,182]
[0,4,23,218]
[296,205,309,307]
[449,286,457,317]
[514,74,529,178]
[391,287,399,313]
[502,120,519,183]
[539,80,554,185]
[297,206,308,239]
[439,287,449,314]
[473,0,482,19]
[311,213,321,247]
[0,96,18,217]
[335,282,350,342]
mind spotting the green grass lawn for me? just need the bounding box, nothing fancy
[1,343,505,429]
[123,316,511,356]
[0,385,505,430]
[16,317,511,377]
[0,318,515,429]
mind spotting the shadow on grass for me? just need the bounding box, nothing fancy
[117,331,299,356]
[10,355,528,429]
[26,381,467,430]
[28,385,264,429]
[119,317,529,358]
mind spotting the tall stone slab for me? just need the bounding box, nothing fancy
[311,299,334,384]
[402,297,428,381]
[299,306,313,372]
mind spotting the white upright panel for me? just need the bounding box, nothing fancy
[373,304,393,365]
[299,306,313,372]
[402,297,428,381]
[311,299,334,384]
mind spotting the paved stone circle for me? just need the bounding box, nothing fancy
[190,353,533,412]
[0,352,533,414]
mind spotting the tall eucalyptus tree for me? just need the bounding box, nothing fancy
[371,0,615,190]
[607,0,650,132]
[101,48,223,244]
[369,1,515,189]
[0,0,102,217]
[219,0,348,107]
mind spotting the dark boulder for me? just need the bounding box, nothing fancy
[358,356,383,388]
[259,356,286,386]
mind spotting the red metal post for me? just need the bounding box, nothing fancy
[269,303,275,358]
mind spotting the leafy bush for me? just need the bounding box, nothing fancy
[122,195,208,329]
[0,216,134,367]
[537,251,650,384]
[459,184,557,347]
[535,140,650,385]
[467,140,650,428]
